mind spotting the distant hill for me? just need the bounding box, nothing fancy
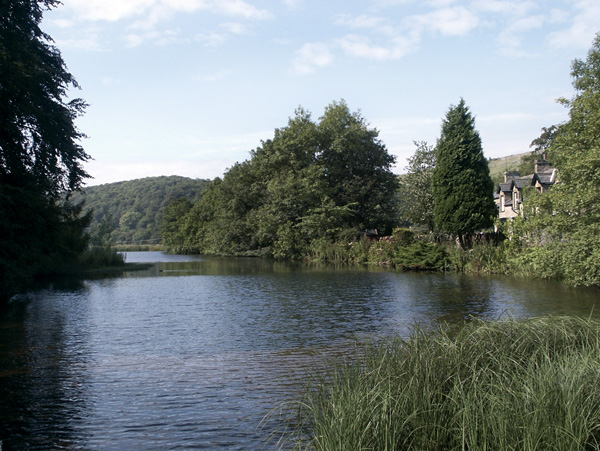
[73,176,210,245]
[487,151,531,184]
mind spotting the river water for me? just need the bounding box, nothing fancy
[1,252,599,449]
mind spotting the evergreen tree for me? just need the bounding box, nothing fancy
[432,100,496,246]
[0,0,90,301]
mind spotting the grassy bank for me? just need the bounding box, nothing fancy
[284,316,600,450]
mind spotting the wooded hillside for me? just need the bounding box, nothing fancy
[74,176,209,245]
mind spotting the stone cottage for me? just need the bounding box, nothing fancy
[495,158,558,220]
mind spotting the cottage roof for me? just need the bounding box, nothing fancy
[535,169,558,185]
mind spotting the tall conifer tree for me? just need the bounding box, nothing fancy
[432,99,495,246]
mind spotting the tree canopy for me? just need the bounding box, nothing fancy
[162,101,399,258]
[517,33,600,286]
[432,100,496,245]
[0,0,90,301]
[400,141,436,232]
[0,0,89,195]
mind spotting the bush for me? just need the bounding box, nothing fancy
[393,241,448,271]
[285,316,600,450]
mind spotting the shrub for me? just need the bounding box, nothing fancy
[393,241,448,271]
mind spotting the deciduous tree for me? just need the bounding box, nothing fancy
[0,0,90,300]
[400,141,436,231]
[520,33,600,286]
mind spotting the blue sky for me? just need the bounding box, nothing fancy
[43,0,600,186]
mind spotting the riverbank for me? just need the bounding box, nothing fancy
[284,316,600,450]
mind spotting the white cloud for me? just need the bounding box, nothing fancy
[63,0,272,23]
[221,22,248,35]
[336,34,413,60]
[282,0,303,8]
[335,14,386,30]
[548,0,600,49]
[193,70,233,82]
[497,15,544,56]
[218,0,272,19]
[474,0,536,17]
[292,42,334,74]
[411,6,479,36]
[293,4,479,73]
[55,0,271,48]
[195,31,228,48]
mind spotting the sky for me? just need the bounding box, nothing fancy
[42,0,600,187]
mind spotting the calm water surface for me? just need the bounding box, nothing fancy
[1,252,599,449]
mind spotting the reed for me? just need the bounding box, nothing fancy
[285,316,600,450]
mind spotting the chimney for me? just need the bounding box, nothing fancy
[535,159,552,173]
[504,171,520,182]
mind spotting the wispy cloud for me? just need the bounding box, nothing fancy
[293,4,478,74]
[497,15,544,56]
[193,70,233,82]
[548,0,600,48]
[64,0,272,22]
[57,0,272,48]
[410,6,479,36]
[292,0,600,74]
[336,34,413,60]
[292,42,334,74]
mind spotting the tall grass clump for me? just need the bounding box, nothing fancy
[79,246,125,268]
[286,316,600,450]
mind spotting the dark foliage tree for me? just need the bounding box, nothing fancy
[432,99,496,247]
[0,0,90,301]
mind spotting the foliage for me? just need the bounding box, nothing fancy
[307,228,448,271]
[0,0,90,195]
[317,101,399,232]
[286,316,600,450]
[393,240,448,271]
[516,33,600,286]
[72,176,209,246]
[164,101,399,258]
[0,0,90,301]
[432,100,496,247]
[399,141,436,231]
[160,197,193,253]
[515,125,561,175]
